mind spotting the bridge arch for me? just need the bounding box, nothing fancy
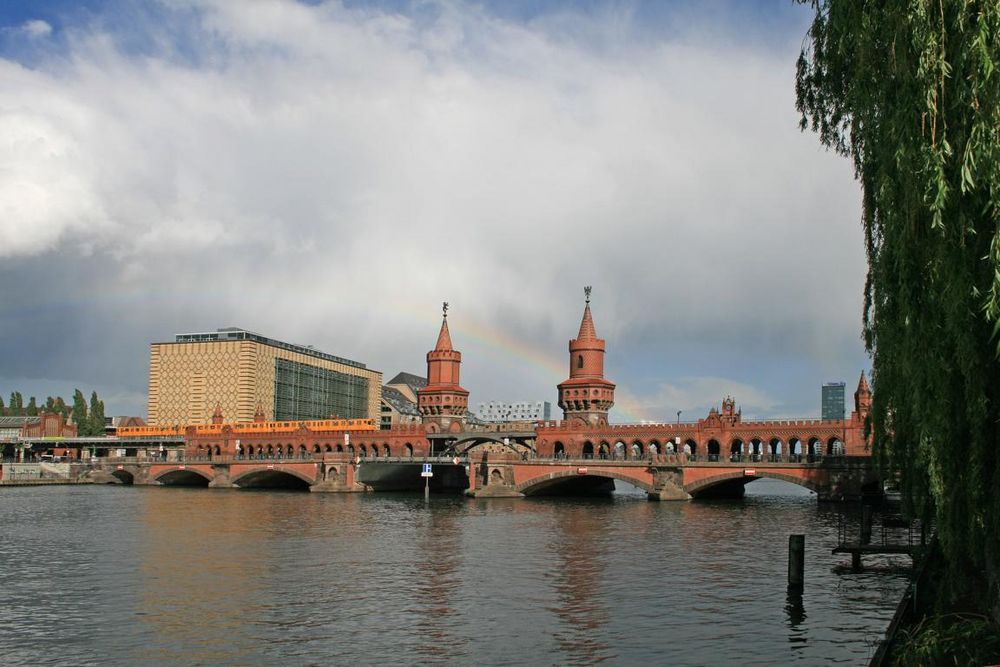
[807,437,823,459]
[729,438,745,461]
[230,467,315,490]
[788,437,803,460]
[769,438,783,460]
[110,469,135,485]
[517,469,655,495]
[684,439,698,459]
[155,468,212,487]
[707,439,720,461]
[685,470,821,496]
[451,434,523,454]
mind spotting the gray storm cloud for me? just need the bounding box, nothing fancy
[0,1,865,419]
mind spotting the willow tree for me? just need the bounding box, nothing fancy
[796,1,1000,607]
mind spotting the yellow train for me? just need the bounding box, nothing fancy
[118,418,376,439]
[116,425,184,438]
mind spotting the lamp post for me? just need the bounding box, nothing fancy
[676,410,682,425]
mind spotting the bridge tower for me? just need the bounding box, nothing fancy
[853,371,872,417]
[417,302,470,433]
[557,287,616,426]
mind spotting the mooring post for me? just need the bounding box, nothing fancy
[788,534,805,592]
[861,505,873,545]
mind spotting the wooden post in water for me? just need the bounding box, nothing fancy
[788,534,805,592]
[861,506,873,545]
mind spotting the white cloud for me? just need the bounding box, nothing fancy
[0,1,866,418]
[21,20,53,39]
[614,377,780,423]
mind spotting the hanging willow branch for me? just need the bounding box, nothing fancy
[796,0,1000,609]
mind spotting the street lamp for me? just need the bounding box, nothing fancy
[676,410,682,425]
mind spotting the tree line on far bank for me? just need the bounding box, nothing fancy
[1,390,107,437]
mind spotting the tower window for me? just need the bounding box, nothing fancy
[577,355,584,369]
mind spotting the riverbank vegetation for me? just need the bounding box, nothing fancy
[1,389,107,437]
[795,0,1000,658]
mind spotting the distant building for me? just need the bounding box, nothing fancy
[822,382,846,420]
[380,385,421,429]
[384,372,427,403]
[105,416,146,436]
[475,400,552,423]
[148,327,382,425]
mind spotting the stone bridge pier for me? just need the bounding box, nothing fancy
[650,466,689,501]
[310,461,368,493]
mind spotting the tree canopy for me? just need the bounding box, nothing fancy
[796,0,1000,608]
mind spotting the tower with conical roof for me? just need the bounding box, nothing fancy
[557,287,615,426]
[417,302,470,432]
[854,371,872,416]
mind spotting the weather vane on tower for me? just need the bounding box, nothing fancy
[443,301,449,318]
[584,286,592,304]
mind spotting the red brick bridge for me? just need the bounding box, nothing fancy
[89,292,879,502]
[86,451,879,502]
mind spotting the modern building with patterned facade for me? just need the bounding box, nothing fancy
[148,327,382,426]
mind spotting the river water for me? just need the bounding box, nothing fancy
[0,480,908,666]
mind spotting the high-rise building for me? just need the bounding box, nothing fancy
[148,327,382,425]
[475,400,552,423]
[822,382,846,420]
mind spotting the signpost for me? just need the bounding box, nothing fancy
[421,463,433,499]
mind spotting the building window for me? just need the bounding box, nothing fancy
[577,355,584,369]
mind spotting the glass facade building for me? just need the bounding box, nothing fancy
[274,358,369,421]
[821,382,846,420]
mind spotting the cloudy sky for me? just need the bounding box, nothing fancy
[0,0,866,422]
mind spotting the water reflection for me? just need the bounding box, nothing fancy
[544,500,615,664]
[0,482,909,667]
[409,497,467,663]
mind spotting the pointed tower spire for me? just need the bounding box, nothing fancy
[418,301,469,432]
[435,302,453,351]
[854,371,872,415]
[211,403,224,425]
[254,402,266,422]
[557,286,615,426]
[577,286,597,340]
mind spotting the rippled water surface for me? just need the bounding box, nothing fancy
[0,481,908,666]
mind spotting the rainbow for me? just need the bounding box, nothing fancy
[391,301,649,423]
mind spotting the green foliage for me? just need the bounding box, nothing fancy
[44,396,55,412]
[0,395,5,415]
[797,0,1000,609]
[25,397,37,416]
[54,396,68,420]
[8,392,23,416]
[71,389,88,435]
[891,614,1000,667]
[88,391,105,437]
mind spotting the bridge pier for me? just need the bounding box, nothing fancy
[649,467,690,501]
[465,456,522,498]
[208,464,233,489]
[310,462,368,493]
